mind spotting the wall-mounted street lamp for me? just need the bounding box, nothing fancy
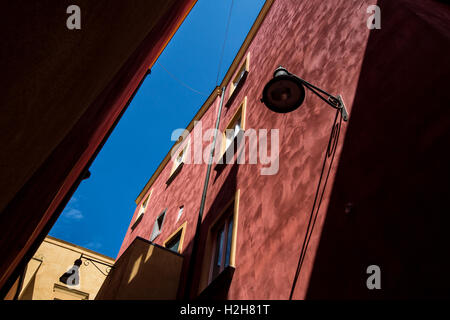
[261,66,348,120]
[59,254,114,286]
[261,66,349,300]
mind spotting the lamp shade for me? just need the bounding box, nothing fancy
[261,67,305,113]
[59,259,82,286]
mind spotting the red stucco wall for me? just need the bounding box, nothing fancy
[119,0,450,299]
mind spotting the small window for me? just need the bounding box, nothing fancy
[174,149,185,168]
[222,97,247,155]
[168,140,189,186]
[233,70,245,88]
[150,210,166,241]
[137,190,152,220]
[171,141,189,173]
[211,209,234,280]
[176,206,184,222]
[229,52,250,98]
[165,232,181,253]
[225,117,241,151]
[163,221,187,254]
[131,190,152,230]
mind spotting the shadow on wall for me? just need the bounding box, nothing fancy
[188,162,240,300]
[95,237,183,300]
[96,159,240,300]
[304,0,450,299]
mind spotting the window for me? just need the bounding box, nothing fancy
[137,190,152,219]
[229,52,250,98]
[225,117,241,151]
[211,212,234,280]
[163,221,187,254]
[176,206,184,222]
[150,210,166,241]
[131,190,152,230]
[167,140,190,185]
[165,233,181,253]
[222,97,247,155]
[198,189,239,289]
[233,70,245,88]
[174,149,185,168]
[171,141,189,175]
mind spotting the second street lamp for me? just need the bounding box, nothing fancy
[59,254,114,286]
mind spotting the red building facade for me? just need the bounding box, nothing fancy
[0,0,198,298]
[116,0,450,299]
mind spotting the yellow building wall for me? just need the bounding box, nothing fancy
[96,237,183,300]
[18,236,114,300]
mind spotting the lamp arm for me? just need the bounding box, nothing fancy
[290,74,349,121]
[292,74,340,108]
[79,254,114,268]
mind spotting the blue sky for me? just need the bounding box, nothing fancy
[49,0,266,258]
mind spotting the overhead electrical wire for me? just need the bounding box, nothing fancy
[157,0,235,97]
[157,62,208,96]
[215,0,235,86]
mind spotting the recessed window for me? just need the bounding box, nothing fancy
[233,70,245,89]
[168,140,189,186]
[225,117,241,150]
[176,206,184,222]
[198,190,240,293]
[222,97,247,155]
[211,210,234,280]
[174,149,185,168]
[131,190,152,230]
[137,190,152,220]
[212,214,233,279]
[172,141,189,173]
[165,232,181,253]
[229,52,250,98]
[150,210,166,241]
[163,221,187,254]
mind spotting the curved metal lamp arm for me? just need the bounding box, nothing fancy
[79,254,114,276]
[290,73,349,121]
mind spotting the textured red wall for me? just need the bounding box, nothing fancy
[119,0,450,299]
[194,0,374,299]
[118,94,221,298]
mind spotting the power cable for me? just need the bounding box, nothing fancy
[289,109,343,299]
[157,0,234,95]
[215,0,235,86]
[157,62,208,96]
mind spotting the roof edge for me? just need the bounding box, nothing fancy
[45,235,115,263]
[135,0,275,204]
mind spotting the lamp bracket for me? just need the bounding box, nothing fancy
[291,73,349,122]
[79,254,114,276]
